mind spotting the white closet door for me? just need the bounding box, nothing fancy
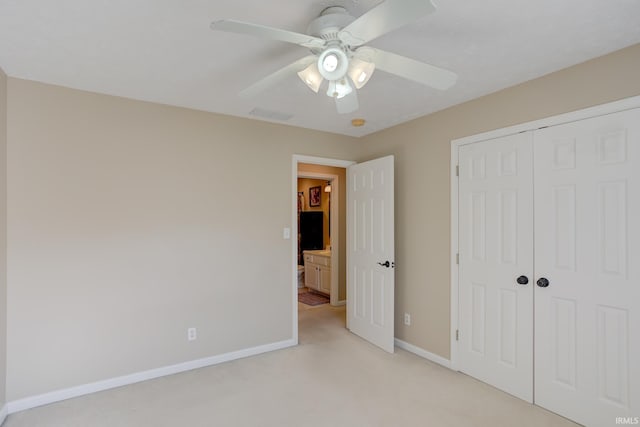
[534,108,640,425]
[458,132,534,402]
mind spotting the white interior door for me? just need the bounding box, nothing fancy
[534,108,640,425]
[457,133,534,401]
[347,155,395,353]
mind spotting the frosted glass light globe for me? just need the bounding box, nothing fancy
[322,53,338,72]
[317,47,349,81]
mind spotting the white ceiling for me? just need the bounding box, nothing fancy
[1,0,639,137]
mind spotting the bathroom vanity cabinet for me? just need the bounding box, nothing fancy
[303,250,331,296]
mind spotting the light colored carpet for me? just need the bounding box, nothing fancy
[4,304,578,427]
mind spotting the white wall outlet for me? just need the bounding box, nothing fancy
[283,227,291,239]
[187,327,197,341]
[404,313,411,326]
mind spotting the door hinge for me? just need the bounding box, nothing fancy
[456,329,459,341]
[456,165,459,177]
[456,253,459,264]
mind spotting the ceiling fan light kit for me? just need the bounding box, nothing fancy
[211,0,457,114]
[297,62,322,93]
[348,57,376,89]
[327,78,353,99]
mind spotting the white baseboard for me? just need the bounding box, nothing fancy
[333,299,346,306]
[8,338,296,414]
[0,403,7,425]
[394,338,452,369]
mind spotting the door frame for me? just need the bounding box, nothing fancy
[297,170,340,306]
[450,95,640,371]
[292,155,355,344]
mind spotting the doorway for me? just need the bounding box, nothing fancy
[292,154,397,354]
[297,172,342,305]
[291,156,354,343]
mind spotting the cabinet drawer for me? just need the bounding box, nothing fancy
[303,252,331,266]
[315,256,330,267]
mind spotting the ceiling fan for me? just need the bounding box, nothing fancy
[210,0,457,114]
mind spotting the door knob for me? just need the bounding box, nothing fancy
[536,277,550,288]
[378,261,390,268]
[516,275,529,285]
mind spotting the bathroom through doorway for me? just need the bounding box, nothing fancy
[296,163,346,308]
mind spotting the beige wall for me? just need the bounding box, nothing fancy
[358,43,640,359]
[298,164,347,301]
[0,67,7,409]
[5,78,359,400]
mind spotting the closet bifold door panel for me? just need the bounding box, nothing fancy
[458,132,534,402]
[534,108,640,426]
[456,105,640,426]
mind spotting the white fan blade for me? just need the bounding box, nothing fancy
[335,90,359,114]
[372,48,457,90]
[239,56,317,98]
[211,19,325,49]
[338,0,436,47]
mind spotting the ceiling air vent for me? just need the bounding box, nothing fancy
[249,107,293,122]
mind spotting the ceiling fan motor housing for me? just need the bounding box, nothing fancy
[307,6,355,43]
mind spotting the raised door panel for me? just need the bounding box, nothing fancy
[534,108,640,426]
[458,132,534,402]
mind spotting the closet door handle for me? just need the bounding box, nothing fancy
[516,275,529,285]
[536,277,550,288]
[378,261,390,268]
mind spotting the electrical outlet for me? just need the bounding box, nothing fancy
[187,327,197,341]
[404,313,411,326]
